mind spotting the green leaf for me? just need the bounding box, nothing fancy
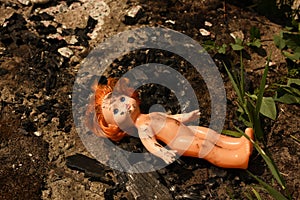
[274,80,300,104]
[217,44,227,54]
[274,93,300,104]
[247,171,288,200]
[284,33,300,50]
[274,35,286,50]
[224,64,243,104]
[247,39,262,48]
[287,78,300,86]
[251,188,262,200]
[254,58,270,139]
[253,145,286,190]
[240,52,245,97]
[247,93,258,100]
[255,60,269,116]
[230,43,244,51]
[281,86,300,96]
[235,127,286,190]
[260,97,277,120]
[250,26,261,40]
[252,39,262,48]
[244,192,255,200]
[230,38,244,51]
[238,115,252,127]
[282,51,300,61]
[222,130,242,137]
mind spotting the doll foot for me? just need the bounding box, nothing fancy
[198,128,255,169]
[244,128,254,156]
[238,128,254,169]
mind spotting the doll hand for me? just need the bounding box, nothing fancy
[159,149,177,164]
[185,109,201,122]
[170,109,200,123]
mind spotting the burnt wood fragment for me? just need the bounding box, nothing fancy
[66,153,115,185]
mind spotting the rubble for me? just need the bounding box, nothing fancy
[0,7,15,25]
[204,21,212,27]
[58,47,74,58]
[230,30,244,41]
[54,7,90,29]
[1,0,299,199]
[124,5,143,25]
[199,28,211,36]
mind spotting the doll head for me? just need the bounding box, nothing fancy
[86,77,140,142]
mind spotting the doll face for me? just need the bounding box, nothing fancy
[101,93,139,128]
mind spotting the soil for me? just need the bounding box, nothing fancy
[0,0,299,199]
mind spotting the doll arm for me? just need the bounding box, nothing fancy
[169,109,200,124]
[137,125,177,164]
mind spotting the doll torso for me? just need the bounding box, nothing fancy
[135,112,196,145]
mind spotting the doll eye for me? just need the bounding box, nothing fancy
[113,108,119,115]
[120,97,125,102]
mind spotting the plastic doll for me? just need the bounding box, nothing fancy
[86,77,254,169]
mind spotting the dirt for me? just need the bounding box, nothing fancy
[0,0,299,199]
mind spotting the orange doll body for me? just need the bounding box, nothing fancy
[87,78,254,169]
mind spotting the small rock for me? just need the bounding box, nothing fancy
[31,0,50,4]
[54,7,89,29]
[18,0,31,5]
[204,21,212,27]
[199,28,210,36]
[70,55,80,64]
[18,0,50,5]
[58,47,74,58]
[165,19,175,24]
[68,35,78,45]
[205,178,218,189]
[0,7,15,26]
[230,30,244,40]
[124,5,143,25]
[268,61,276,66]
[34,131,42,137]
[169,185,177,192]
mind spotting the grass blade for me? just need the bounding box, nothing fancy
[253,56,271,139]
[222,129,243,137]
[240,52,245,97]
[251,188,262,200]
[255,57,270,118]
[234,126,286,189]
[224,63,243,104]
[247,171,288,200]
[245,192,255,200]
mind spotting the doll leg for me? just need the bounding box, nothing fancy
[167,129,253,169]
[202,138,253,169]
[189,126,254,150]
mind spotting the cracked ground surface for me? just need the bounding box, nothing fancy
[0,0,299,199]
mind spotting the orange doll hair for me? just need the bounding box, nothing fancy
[86,77,140,142]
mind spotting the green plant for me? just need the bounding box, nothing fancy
[223,55,291,199]
[202,40,227,54]
[246,171,289,200]
[203,27,262,55]
[273,78,300,104]
[274,22,300,76]
[224,54,272,140]
[248,26,262,48]
[230,37,245,51]
[230,27,262,51]
[274,25,300,61]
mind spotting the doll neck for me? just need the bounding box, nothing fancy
[134,113,149,127]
